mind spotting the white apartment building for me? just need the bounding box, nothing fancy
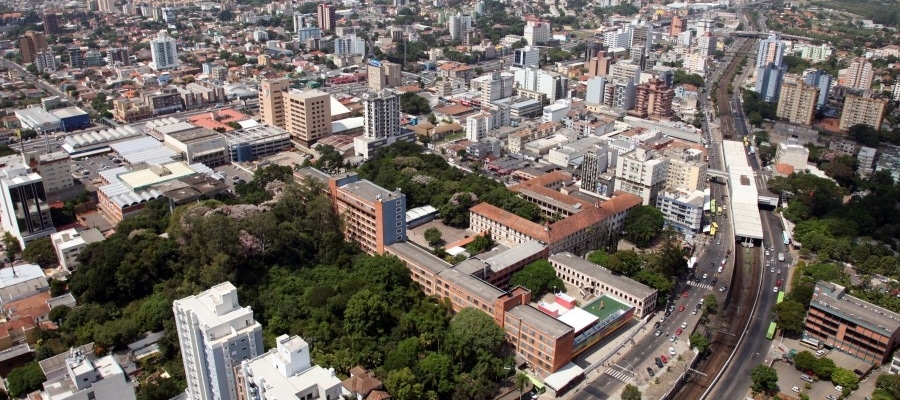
[665,148,707,191]
[844,57,873,90]
[774,141,810,172]
[447,13,472,41]
[472,71,514,106]
[614,146,669,205]
[548,252,657,318]
[466,112,492,142]
[797,43,833,62]
[25,151,73,195]
[235,335,342,400]
[354,90,414,159]
[585,76,607,105]
[524,19,550,45]
[513,67,568,102]
[0,166,55,248]
[174,282,264,400]
[857,146,877,177]
[50,228,105,272]
[756,34,784,68]
[333,35,366,56]
[542,101,570,123]
[655,189,705,233]
[513,46,540,68]
[34,50,57,73]
[149,30,178,71]
[41,350,136,400]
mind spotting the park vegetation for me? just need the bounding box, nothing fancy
[8,164,517,400]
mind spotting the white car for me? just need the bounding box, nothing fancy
[765,250,770,256]
[791,386,801,393]
[669,347,676,355]
[670,335,676,342]
[717,266,724,273]
[774,286,779,293]
[681,322,688,329]
[835,385,843,392]
[691,308,698,315]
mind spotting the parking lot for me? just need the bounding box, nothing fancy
[71,152,122,185]
[774,361,842,400]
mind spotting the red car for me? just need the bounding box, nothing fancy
[678,305,685,312]
[683,290,689,298]
[675,328,683,336]
[660,355,668,363]
[776,279,782,286]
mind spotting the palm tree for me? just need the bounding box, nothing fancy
[514,372,531,400]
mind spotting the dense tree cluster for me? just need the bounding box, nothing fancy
[357,142,540,227]
[673,70,705,87]
[399,92,432,115]
[623,206,665,248]
[509,260,565,299]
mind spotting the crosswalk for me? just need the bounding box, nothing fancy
[605,367,634,383]
[687,281,714,291]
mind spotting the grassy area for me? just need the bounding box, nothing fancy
[582,295,630,321]
[809,0,900,27]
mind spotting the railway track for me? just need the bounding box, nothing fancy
[714,38,755,140]
[672,247,761,400]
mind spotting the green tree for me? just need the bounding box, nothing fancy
[6,363,45,398]
[445,308,508,377]
[587,249,608,266]
[424,227,443,247]
[343,289,392,335]
[604,250,644,276]
[689,334,711,354]
[384,337,420,372]
[772,300,806,334]
[313,144,344,171]
[465,235,493,254]
[514,372,530,400]
[417,353,455,396]
[750,364,779,394]
[703,294,718,314]
[793,350,817,373]
[509,260,564,298]
[384,368,428,400]
[622,384,642,400]
[812,357,836,379]
[623,206,664,248]
[399,92,432,115]
[3,232,21,260]
[875,374,900,399]
[830,367,859,390]
[21,237,58,267]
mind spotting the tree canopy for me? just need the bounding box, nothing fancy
[400,92,432,115]
[750,364,779,394]
[772,300,807,334]
[509,260,564,298]
[623,206,664,248]
[21,237,58,267]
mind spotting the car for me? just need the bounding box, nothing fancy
[655,357,664,368]
[825,395,837,400]
[835,385,843,392]
[816,349,827,357]
[683,291,689,298]
[675,328,683,336]
[699,298,705,305]
[654,330,662,336]
[719,286,727,292]
[776,279,782,286]
[702,273,708,279]
[709,262,714,269]
[765,250,770,256]
[770,267,775,273]
[647,367,655,377]
[669,346,676,355]
[660,355,668,363]
[774,286,779,293]
[670,335,676,342]
[691,308,698,315]
[678,305,685,312]
[800,374,813,383]
[791,386,801,393]
[717,266,724,273]
[711,278,717,285]
[681,322,688,329]
[777,269,781,275]
[654,321,661,328]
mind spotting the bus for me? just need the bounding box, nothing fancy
[766,322,777,340]
[710,226,717,236]
[777,291,785,304]
[782,230,791,245]
[710,199,716,214]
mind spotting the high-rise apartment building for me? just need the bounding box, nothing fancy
[18,31,48,64]
[755,63,785,102]
[97,0,115,13]
[283,89,332,147]
[585,76,607,105]
[34,50,57,73]
[605,79,636,110]
[42,13,61,35]
[756,34,784,68]
[317,3,336,31]
[523,18,551,45]
[173,282,264,400]
[839,95,887,131]
[513,67,568,103]
[259,79,290,128]
[234,335,342,400]
[149,30,178,70]
[447,12,472,41]
[614,146,669,205]
[580,143,614,194]
[803,69,832,110]
[366,61,401,91]
[587,52,611,77]
[0,166,55,249]
[333,34,366,56]
[362,90,399,139]
[776,80,818,126]
[630,78,674,120]
[697,32,716,58]
[475,71,514,106]
[670,16,687,36]
[664,147,707,191]
[844,57,873,90]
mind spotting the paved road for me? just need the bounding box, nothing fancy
[0,58,80,106]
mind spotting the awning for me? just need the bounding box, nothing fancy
[526,373,544,390]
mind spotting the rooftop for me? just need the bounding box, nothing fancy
[0,264,44,290]
[118,162,198,191]
[549,252,657,299]
[506,304,573,339]
[385,241,451,275]
[581,294,630,321]
[723,140,764,240]
[339,179,402,203]
[479,240,546,274]
[438,267,505,305]
[811,281,900,336]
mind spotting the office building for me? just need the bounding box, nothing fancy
[234,335,342,400]
[614,146,668,205]
[317,3,336,31]
[40,350,136,400]
[366,61,401,91]
[0,166,54,249]
[514,46,540,68]
[474,71,515,106]
[756,34,784,68]
[466,112,492,142]
[844,57,873,90]
[804,282,900,364]
[665,147,706,191]
[259,79,290,128]
[631,24,652,52]
[173,282,264,400]
[655,189,705,233]
[296,168,406,255]
[803,69,832,110]
[223,124,292,163]
[630,78,674,120]
[606,79,636,111]
[23,151,73,194]
[50,228,105,272]
[755,63,785,102]
[514,67,569,103]
[283,89,333,147]
[149,30,178,71]
[18,31,48,64]
[580,144,615,195]
[776,80,818,126]
[586,52,611,77]
[524,18,551,45]
[549,252,657,318]
[610,62,640,84]
[839,95,887,131]
[42,13,61,35]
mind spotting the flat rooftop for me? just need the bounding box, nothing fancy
[479,240,546,274]
[385,242,451,275]
[119,162,197,191]
[549,252,656,299]
[581,295,630,322]
[339,179,401,203]
[506,304,573,339]
[811,281,900,336]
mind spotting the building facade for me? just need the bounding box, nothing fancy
[776,80,818,126]
[755,63,785,102]
[844,57,873,90]
[756,34,784,68]
[614,146,669,205]
[655,189,704,233]
[173,282,264,400]
[839,95,887,131]
[630,78,674,120]
[259,79,290,128]
[18,31,48,64]
[234,335,342,400]
[317,3,336,31]
[0,168,54,248]
[284,89,333,147]
[548,252,657,318]
[149,30,178,70]
[50,228,105,272]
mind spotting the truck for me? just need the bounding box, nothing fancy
[778,253,785,262]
